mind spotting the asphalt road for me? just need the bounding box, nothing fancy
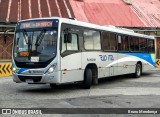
[0,69,160,117]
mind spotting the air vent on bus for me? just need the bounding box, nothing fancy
[68,18,77,20]
[105,25,134,33]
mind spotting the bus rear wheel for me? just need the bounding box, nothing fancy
[83,69,92,89]
[134,63,142,78]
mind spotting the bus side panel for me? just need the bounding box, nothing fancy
[60,23,84,83]
[60,53,83,83]
[117,53,155,75]
[117,53,137,75]
[81,52,118,78]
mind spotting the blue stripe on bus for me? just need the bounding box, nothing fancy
[120,53,155,66]
[13,62,29,74]
[17,68,28,74]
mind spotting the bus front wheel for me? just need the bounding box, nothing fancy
[83,69,92,89]
[134,64,142,78]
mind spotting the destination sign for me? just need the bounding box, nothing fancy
[20,21,53,29]
[19,51,29,57]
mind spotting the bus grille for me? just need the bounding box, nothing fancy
[18,76,42,82]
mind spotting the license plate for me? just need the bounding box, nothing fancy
[25,79,34,83]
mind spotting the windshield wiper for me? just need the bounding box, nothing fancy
[22,30,28,44]
[22,30,32,60]
[35,29,46,47]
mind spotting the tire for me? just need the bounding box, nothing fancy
[83,69,92,89]
[134,64,142,78]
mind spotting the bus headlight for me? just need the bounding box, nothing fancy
[48,67,54,73]
[13,68,16,72]
[46,64,57,74]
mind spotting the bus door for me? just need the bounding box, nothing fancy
[60,24,83,83]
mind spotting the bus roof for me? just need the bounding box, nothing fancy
[19,17,155,39]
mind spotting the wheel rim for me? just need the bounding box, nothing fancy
[137,66,141,76]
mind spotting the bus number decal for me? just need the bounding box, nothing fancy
[99,55,114,61]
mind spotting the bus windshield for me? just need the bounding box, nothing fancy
[13,29,57,64]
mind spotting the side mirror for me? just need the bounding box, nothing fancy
[64,33,72,43]
[67,33,72,43]
[64,34,67,43]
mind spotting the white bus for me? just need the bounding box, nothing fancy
[7,17,155,89]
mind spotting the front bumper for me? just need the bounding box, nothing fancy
[12,71,61,84]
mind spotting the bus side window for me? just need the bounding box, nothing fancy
[84,29,101,50]
[61,31,66,53]
[61,31,78,53]
[118,35,122,51]
[130,37,135,51]
[122,35,129,51]
[84,30,93,49]
[110,33,117,50]
[148,39,155,53]
[102,31,110,50]
[118,35,129,51]
[66,33,78,51]
[139,38,147,52]
[93,31,101,50]
[102,32,117,51]
[134,37,139,51]
[130,37,139,51]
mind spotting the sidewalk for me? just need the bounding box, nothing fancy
[0,60,12,63]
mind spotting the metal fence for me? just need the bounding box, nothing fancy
[0,34,13,60]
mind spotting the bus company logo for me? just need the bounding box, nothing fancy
[2,109,11,114]
[99,55,114,61]
[1,109,42,115]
